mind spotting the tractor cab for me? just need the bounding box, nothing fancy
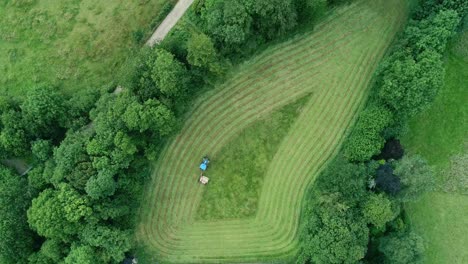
[199,156,209,171]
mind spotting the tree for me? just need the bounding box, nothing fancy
[64,245,100,264]
[253,0,298,39]
[123,98,177,135]
[379,231,425,264]
[378,50,444,117]
[0,166,33,264]
[0,110,29,157]
[316,155,368,205]
[297,157,370,263]
[20,86,67,139]
[295,0,327,23]
[28,185,91,240]
[187,33,220,73]
[363,193,397,229]
[298,204,369,264]
[404,9,460,54]
[394,155,435,201]
[37,239,67,263]
[374,138,404,160]
[31,139,53,162]
[377,9,461,118]
[80,224,131,263]
[343,105,393,161]
[85,170,117,200]
[200,0,253,48]
[152,48,189,97]
[52,131,96,190]
[57,183,92,222]
[375,163,401,195]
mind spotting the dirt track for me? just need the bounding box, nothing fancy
[146,0,195,46]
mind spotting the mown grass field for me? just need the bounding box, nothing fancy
[0,0,173,97]
[403,27,468,264]
[136,0,408,262]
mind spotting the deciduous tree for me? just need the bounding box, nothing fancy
[394,155,435,201]
[0,166,33,264]
[379,231,425,264]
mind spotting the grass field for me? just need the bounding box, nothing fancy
[136,0,408,262]
[0,0,173,97]
[402,27,468,264]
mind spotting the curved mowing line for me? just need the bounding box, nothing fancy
[137,0,408,262]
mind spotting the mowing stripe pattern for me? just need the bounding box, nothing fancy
[137,0,408,262]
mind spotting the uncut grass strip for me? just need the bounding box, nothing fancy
[264,65,378,245]
[241,51,372,248]
[266,26,392,219]
[248,87,373,253]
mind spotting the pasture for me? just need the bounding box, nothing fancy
[403,28,468,264]
[0,0,173,97]
[136,0,408,262]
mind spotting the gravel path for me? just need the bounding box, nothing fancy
[146,0,195,46]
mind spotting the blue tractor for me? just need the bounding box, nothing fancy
[199,156,210,171]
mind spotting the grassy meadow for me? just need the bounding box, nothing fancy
[0,0,174,97]
[136,0,409,262]
[402,27,468,264]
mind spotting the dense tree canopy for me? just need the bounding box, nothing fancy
[152,49,189,98]
[298,157,370,263]
[299,205,369,264]
[20,86,68,139]
[363,193,397,229]
[187,33,221,73]
[0,166,33,264]
[64,245,98,264]
[375,163,401,196]
[394,155,435,201]
[378,8,461,118]
[343,105,393,162]
[379,231,425,264]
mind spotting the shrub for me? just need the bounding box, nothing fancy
[343,105,393,162]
